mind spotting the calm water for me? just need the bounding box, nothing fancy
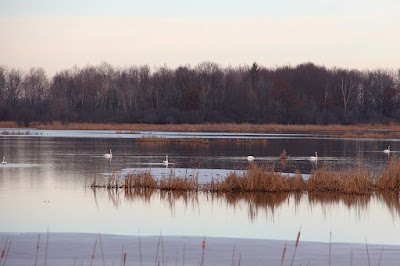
[1,129,400,244]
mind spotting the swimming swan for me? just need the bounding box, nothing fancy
[103,149,112,158]
[383,146,391,154]
[309,152,318,161]
[162,155,169,165]
[1,156,6,164]
[247,155,254,161]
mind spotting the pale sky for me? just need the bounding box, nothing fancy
[0,0,399,76]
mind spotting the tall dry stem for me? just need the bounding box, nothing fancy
[365,239,371,266]
[290,229,301,266]
[281,243,287,266]
[98,235,105,266]
[90,239,98,266]
[139,233,143,266]
[34,234,40,266]
[45,226,49,266]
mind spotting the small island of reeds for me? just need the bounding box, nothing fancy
[91,158,400,195]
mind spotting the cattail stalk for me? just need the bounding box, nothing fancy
[290,230,301,266]
[90,239,98,266]
[231,244,236,266]
[329,232,332,266]
[98,235,105,266]
[365,239,371,266]
[281,243,287,266]
[200,237,206,266]
[34,234,41,266]
[45,226,49,266]
[139,233,143,266]
[0,238,8,265]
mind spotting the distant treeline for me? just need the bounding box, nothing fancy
[0,62,399,126]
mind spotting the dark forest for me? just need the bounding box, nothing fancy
[0,62,399,126]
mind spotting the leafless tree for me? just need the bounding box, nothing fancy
[22,67,49,106]
[6,68,23,107]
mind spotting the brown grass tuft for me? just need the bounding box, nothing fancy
[280,150,288,161]
[124,172,158,189]
[308,166,374,194]
[376,158,400,190]
[213,164,305,193]
[136,137,210,145]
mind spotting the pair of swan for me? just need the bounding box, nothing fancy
[104,150,170,165]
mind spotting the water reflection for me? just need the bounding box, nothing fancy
[92,188,400,222]
[2,134,400,243]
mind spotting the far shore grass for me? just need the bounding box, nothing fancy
[2,121,400,138]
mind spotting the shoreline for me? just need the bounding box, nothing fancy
[1,232,399,266]
[2,121,400,133]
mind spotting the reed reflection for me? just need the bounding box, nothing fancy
[92,188,400,222]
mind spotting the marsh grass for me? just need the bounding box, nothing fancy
[1,130,32,135]
[92,158,400,194]
[280,149,288,161]
[212,164,305,192]
[308,166,374,194]
[5,120,400,139]
[376,158,400,190]
[124,172,157,189]
[136,136,211,145]
[135,136,267,145]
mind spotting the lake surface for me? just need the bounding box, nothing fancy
[1,128,400,244]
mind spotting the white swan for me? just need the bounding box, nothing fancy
[383,146,391,154]
[103,149,112,158]
[247,155,254,161]
[309,152,318,161]
[162,155,169,165]
[1,156,6,164]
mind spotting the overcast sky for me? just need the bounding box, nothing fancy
[0,0,399,76]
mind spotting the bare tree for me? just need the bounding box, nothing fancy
[331,69,362,114]
[23,67,49,106]
[0,66,7,105]
[6,68,23,107]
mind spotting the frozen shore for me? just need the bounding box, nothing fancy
[1,233,399,266]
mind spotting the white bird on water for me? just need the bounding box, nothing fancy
[309,152,318,161]
[383,146,391,154]
[247,155,254,161]
[1,156,6,164]
[103,149,112,159]
[162,155,169,165]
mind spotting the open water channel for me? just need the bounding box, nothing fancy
[1,128,400,244]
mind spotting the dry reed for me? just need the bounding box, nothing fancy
[280,150,288,160]
[1,130,32,135]
[136,136,211,145]
[34,234,40,266]
[136,136,267,145]
[376,158,400,190]
[290,229,301,266]
[92,158,400,195]
[212,164,306,193]
[308,166,374,194]
[5,120,400,137]
[281,243,287,266]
